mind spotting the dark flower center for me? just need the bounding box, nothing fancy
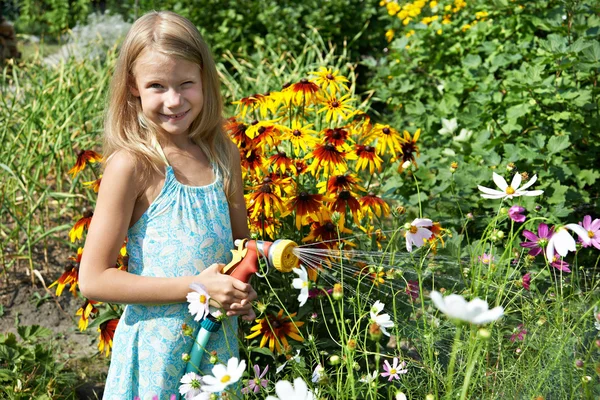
[278,151,286,157]
[382,127,390,134]
[282,82,291,89]
[300,78,308,84]
[332,101,339,108]
[325,222,335,231]
[324,144,336,152]
[293,129,301,136]
[258,127,266,134]
[340,191,351,200]
[251,120,259,125]
[326,74,334,80]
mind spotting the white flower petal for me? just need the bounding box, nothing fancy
[480,193,508,199]
[565,223,592,244]
[521,190,544,197]
[519,174,538,191]
[412,218,433,227]
[492,172,508,191]
[553,228,576,257]
[471,306,504,324]
[510,173,522,190]
[477,185,503,195]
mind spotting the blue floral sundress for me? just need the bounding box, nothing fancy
[103,151,238,400]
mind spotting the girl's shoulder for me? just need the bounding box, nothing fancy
[103,150,150,199]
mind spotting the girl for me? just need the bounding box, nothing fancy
[78,11,255,399]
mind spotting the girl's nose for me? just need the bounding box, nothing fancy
[165,89,183,108]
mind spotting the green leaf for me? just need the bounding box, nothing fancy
[532,134,546,149]
[573,90,592,107]
[463,54,482,69]
[548,111,571,121]
[506,103,531,120]
[249,346,276,359]
[547,135,570,155]
[17,325,52,342]
[583,41,600,63]
[577,169,600,188]
[547,184,568,204]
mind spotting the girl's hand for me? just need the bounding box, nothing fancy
[197,263,257,321]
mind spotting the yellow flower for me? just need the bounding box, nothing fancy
[386,1,401,15]
[318,93,354,123]
[280,121,318,157]
[385,29,395,43]
[245,310,304,354]
[310,67,349,95]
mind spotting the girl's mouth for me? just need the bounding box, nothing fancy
[161,110,189,121]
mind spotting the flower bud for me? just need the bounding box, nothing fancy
[402,161,411,170]
[582,376,591,384]
[181,353,191,362]
[332,283,343,300]
[595,339,600,348]
[209,351,218,364]
[425,394,435,400]
[466,212,474,220]
[496,230,505,239]
[575,359,584,368]
[329,355,341,365]
[450,161,458,173]
[507,162,515,171]
[368,322,382,341]
[347,339,357,352]
[181,323,194,337]
[395,205,406,215]
[500,207,507,215]
[477,328,491,339]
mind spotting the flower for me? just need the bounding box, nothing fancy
[478,172,543,200]
[98,319,119,356]
[550,255,571,273]
[430,291,504,324]
[265,378,315,400]
[404,218,433,252]
[309,67,349,95]
[247,177,287,220]
[186,282,210,321]
[359,193,390,219]
[579,215,600,249]
[246,310,304,354]
[355,144,383,174]
[68,150,102,177]
[201,357,246,393]
[318,93,354,122]
[359,371,378,383]
[522,272,531,291]
[287,192,328,230]
[397,129,421,172]
[520,223,553,257]
[179,372,203,399]
[368,124,403,157]
[242,364,269,394]
[49,247,82,296]
[369,300,395,336]
[75,299,99,331]
[82,176,102,192]
[508,205,526,223]
[380,357,408,381]
[438,118,458,135]
[510,324,528,342]
[292,266,310,307]
[479,253,494,265]
[546,224,591,261]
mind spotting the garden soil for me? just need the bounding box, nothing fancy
[0,245,107,399]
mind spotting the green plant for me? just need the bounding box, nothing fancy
[0,326,78,399]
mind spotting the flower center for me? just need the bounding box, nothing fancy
[409,225,418,234]
[199,295,207,304]
[537,238,548,247]
[191,378,201,389]
[332,101,339,108]
[588,230,595,238]
[326,73,334,80]
[220,374,231,383]
[390,368,397,374]
[506,186,515,195]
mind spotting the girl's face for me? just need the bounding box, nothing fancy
[130,48,203,139]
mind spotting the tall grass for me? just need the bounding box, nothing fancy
[0,52,113,284]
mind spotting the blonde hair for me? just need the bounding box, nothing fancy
[103,10,238,200]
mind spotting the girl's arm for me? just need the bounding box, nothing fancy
[79,150,251,307]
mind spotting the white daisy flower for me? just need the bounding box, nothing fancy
[186,282,210,321]
[266,378,316,400]
[430,291,503,325]
[292,265,310,307]
[546,224,591,261]
[201,357,246,393]
[179,372,203,399]
[478,172,543,200]
[369,300,395,336]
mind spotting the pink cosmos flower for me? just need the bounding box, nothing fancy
[520,223,553,257]
[550,256,570,273]
[404,218,433,252]
[479,253,494,265]
[522,272,531,291]
[380,357,408,381]
[579,215,600,250]
[508,205,526,223]
[510,324,528,342]
[242,364,269,394]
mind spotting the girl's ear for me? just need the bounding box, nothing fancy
[129,75,140,97]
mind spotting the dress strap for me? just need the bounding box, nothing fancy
[153,140,170,166]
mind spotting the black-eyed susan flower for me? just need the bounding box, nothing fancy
[245,310,304,354]
[367,124,403,157]
[49,247,82,296]
[329,190,362,225]
[317,173,365,195]
[280,121,318,157]
[232,94,262,118]
[289,78,320,105]
[69,210,93,242]
[240,148,267,178]
[323,127,353,150]
[68,150,102,178]
[287,191,329,229]
[98,319,119,357]
[246,120,283,149]
[305,143,356,178]
[247,177,288,220]
[355,144,383,174]
[225,118,251,148]
[83,176,102,193]
[397,129,421,172]
[309,67,349,95]
[303,209,352,244]
[359,192,391,219]
[250,215,282,239]
[318,93,354,123]
[76,299,100,331]
[267,150,296,175]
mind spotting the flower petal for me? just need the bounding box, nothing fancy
[518,174,538,191]
[510,173,522,191]
[492,172,508,191]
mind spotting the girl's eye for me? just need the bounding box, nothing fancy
[182,81,194,86]
[149,83,163,89]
